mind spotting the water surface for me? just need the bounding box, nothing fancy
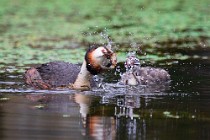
[0,58,210,140]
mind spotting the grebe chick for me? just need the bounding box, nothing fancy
[120,54,170,86]
[24,46,117,90]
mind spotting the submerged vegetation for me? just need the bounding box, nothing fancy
[0,0,209,68]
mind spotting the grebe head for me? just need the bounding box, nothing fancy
[124,53,140,71]
[119,53,141,86]
[85,46,117,75]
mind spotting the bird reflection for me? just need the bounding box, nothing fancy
[115,95,140,120]
[75,93,149,140]
[74,93,116,140]
[74,93,91,118]
[114,94,148,140]
[25,92,150,140]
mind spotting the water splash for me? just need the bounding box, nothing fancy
[100,30,113,50]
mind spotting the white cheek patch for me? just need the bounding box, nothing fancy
[90,46,116,69]
[92,47,105,58]
[91,47,107,67]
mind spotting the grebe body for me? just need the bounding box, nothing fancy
[24,46,117,90]
[120,54,170,86]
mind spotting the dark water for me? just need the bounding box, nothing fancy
[0,58,210,140]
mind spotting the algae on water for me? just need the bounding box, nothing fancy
[0,0,209,68]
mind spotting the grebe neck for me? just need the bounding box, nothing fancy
[72,60,92,90]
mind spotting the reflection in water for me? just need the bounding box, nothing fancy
[0,94,83,140]
[115,95,143,140]
[74,93,149,140]
[24,93,117,140]
[73,90,210,140]
[1,57,210,140]
[88,116,115,140]
[25,93,148,140]
[74,93,91,119]
[0,87,210,140]
[74,93,91,136]
[1,54,210,140]
[115,95,140,119]
[75,93,116,140]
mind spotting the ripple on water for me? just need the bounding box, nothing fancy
[0,58,210,139]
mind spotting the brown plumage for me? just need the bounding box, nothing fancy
[25,62,87,89]
[24,46,117,90]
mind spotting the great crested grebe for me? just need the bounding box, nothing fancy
[24,46,117,90]
[120,53,170,86]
